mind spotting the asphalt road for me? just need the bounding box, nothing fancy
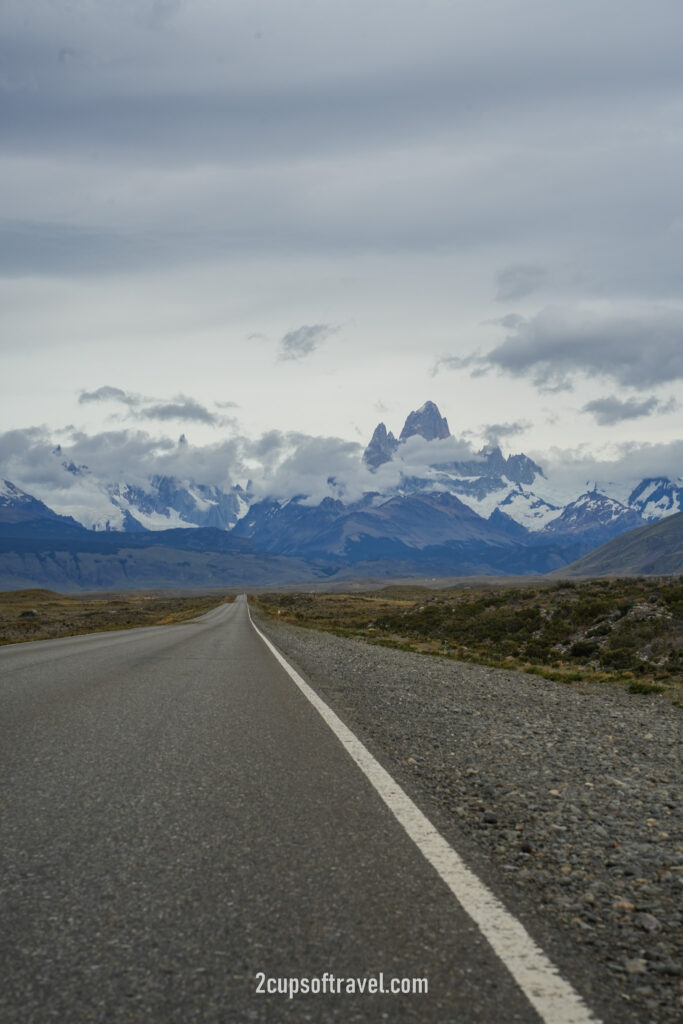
[1,597,581,1023]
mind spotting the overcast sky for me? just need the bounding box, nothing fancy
[1,0,681,494]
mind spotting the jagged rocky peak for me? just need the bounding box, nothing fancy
[472,445,541,483]
[628,477,683,520]
[477,444,507,475]
[400,401,451,442]
[363,422,399,469]
[503,451,545,484]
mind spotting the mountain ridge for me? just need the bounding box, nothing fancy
[551,512,683,577]
[1,401,680,588]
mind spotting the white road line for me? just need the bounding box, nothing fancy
[248,607,601,1024]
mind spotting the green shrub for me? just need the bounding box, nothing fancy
[571,598,612,625]
[569,640,599,659]
[587,622,611,637]
[627,681,664,695]
[600,648,642,670]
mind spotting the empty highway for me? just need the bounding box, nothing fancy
[0,597,599,1023]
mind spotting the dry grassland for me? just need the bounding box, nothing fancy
[0,589,232,646]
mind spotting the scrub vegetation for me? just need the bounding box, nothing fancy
[0,589,232,645]
[254,577,683,701]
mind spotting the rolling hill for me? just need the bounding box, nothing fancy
[552,511,683,577]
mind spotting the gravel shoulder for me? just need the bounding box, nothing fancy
[255,613,682,1024]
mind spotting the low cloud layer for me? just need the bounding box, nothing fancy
[531,439,683,506]
[1,415,681,527]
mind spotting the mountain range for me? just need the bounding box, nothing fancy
[1,402,681,589]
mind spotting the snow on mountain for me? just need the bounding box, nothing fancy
[542,489,642,540]
[362,402,555,529]
[454,484,562,532]
[234,490,251,522]
[105,476,250,532]
[5,456,252,533]
[628,477,683,521]
[2,401,676,559]
[0,479,83,529]
[358,400,683,543]
[0,479,33,504]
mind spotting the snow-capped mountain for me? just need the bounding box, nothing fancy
[542,490,643,544]
[628,477,683,521]
[0,479,79,526]
[228,401,661,565]
[1,401,679,584]
[360,403,679,541]
[23,453,252,533]
[106,476,250,532]
[0,479,85,538]
[362,404,557,532]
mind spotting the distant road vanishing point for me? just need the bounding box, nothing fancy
[1,598,600,1023]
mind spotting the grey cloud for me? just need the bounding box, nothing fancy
[431,354,477,376]
[0,427,244,507]
[582,395,677,425]
[532,439,683,502]
[490,314,526,329]
[139,400,225,426]
[4,1,683,166]
[495,265,546,302]
[79,386,140,406]
[452,305,683,391]
[2,0,682,294]
[2,420,681,528]
[481,421,531,445]
[253,435,364,504]
[278,324,338,361]
[0,421,477,515]
[78,389,236,427]
[244,430,289,460]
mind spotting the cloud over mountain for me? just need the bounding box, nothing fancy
[1,395,681,535]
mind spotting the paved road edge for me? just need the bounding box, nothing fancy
[247,603,601,1024]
